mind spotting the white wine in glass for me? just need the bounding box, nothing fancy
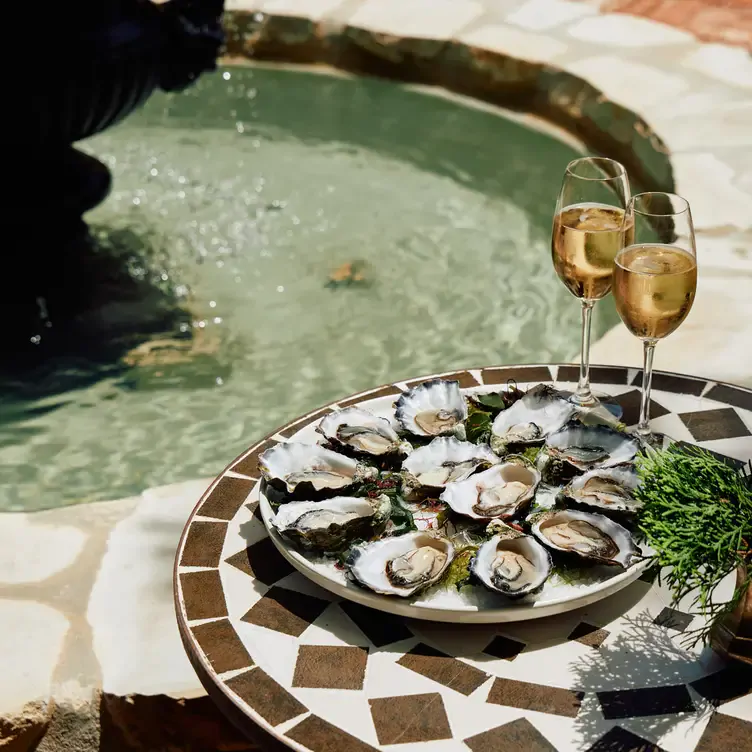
[613,193,698,439]
[552,159,632,407]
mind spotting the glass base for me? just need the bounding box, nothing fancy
[560,390,624,422]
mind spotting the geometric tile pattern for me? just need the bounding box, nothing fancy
[397,643,488,695]
[175,365,752,751]
[597,684,696,718]
[293,645,368,690]
[568,622,611,649]
[482,634,526,661]
[465,717,558,751]
[369,692,452,745]
[585,725,665,751]
[653,606,694,633]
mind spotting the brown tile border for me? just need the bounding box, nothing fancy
[226,667,307,727]
[705,383,752,413]
[180,570,228,622]
[482,365,554,385]
[191,619,254,674]
[631,371,707,396]
[197,475,255,520]
[404,370,480,389]
[557,365,631,385]
[180,521,228,568]
[338,384,403,408]
[231,442,274,479]
[278,407,333,439]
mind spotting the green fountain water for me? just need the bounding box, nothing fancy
[1,66,618,511]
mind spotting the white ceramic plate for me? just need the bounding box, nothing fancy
[258,385,652,623]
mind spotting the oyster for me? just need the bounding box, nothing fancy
[317,408,410,457]
[273,495,391,552]
[531,508,639,567]
[259,442,378,499]
[395,379,467,438]
[346,531,454,597]
[440,455,540,520]
[563,466,642,513]
[545,421,639,472]
[490,384,575,452]
[402,437,498,492]
[471,525,552,598]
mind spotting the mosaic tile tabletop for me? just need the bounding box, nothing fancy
[175,365,752,752]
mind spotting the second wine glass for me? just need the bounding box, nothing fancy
[612,192,698,440]
[552,157,632,407]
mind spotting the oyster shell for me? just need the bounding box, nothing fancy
[346,531,454,597]
[563,466,642,513]
[440,455,540,520]
[531,508,639,567]
[395,379,467,438]
[317,408,410,457]
[545,421,639,472]
[259,442,378,499]
[402,437,498,492]
[490,384,575,452]
[471,525,552,598]
[273,495,391,552]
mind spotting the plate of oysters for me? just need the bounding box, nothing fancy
[258,378,653,623]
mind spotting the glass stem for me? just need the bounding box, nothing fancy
[637,339,657,436]
[574,299,596,406]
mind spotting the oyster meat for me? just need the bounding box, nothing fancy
[317,408,410,457]
[471,525,552,598]
[346,531,454,597]
[273,495,391,552]
[563,466,642,513]
[531,508,639,567]
[259,442,378,499]
[491,384,575,452]
[545,422,639,472]
[440,455,540,520]
[402,437,498,492]
[395,379,467,437]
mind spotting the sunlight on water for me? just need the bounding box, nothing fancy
[0,66,617,510]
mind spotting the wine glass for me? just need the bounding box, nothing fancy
[612,193,698,440]
[552,157,632,408]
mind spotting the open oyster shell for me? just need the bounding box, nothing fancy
[562,465,642,513]
[402,437,498,494]
[272,495,392,553]
[259,442,378,500]
[491,384,575,452]
[395,379,467,438]
[440,455,540,520]
[545,421,640,472]
[317,408,410,458]
[345,531,455,597]
[471,525,552,598]
[530,508,639,567]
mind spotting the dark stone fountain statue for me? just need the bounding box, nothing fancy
[25,0,224,241]
[8,0,225,360]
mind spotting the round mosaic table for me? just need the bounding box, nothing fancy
[174,364,752,752]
